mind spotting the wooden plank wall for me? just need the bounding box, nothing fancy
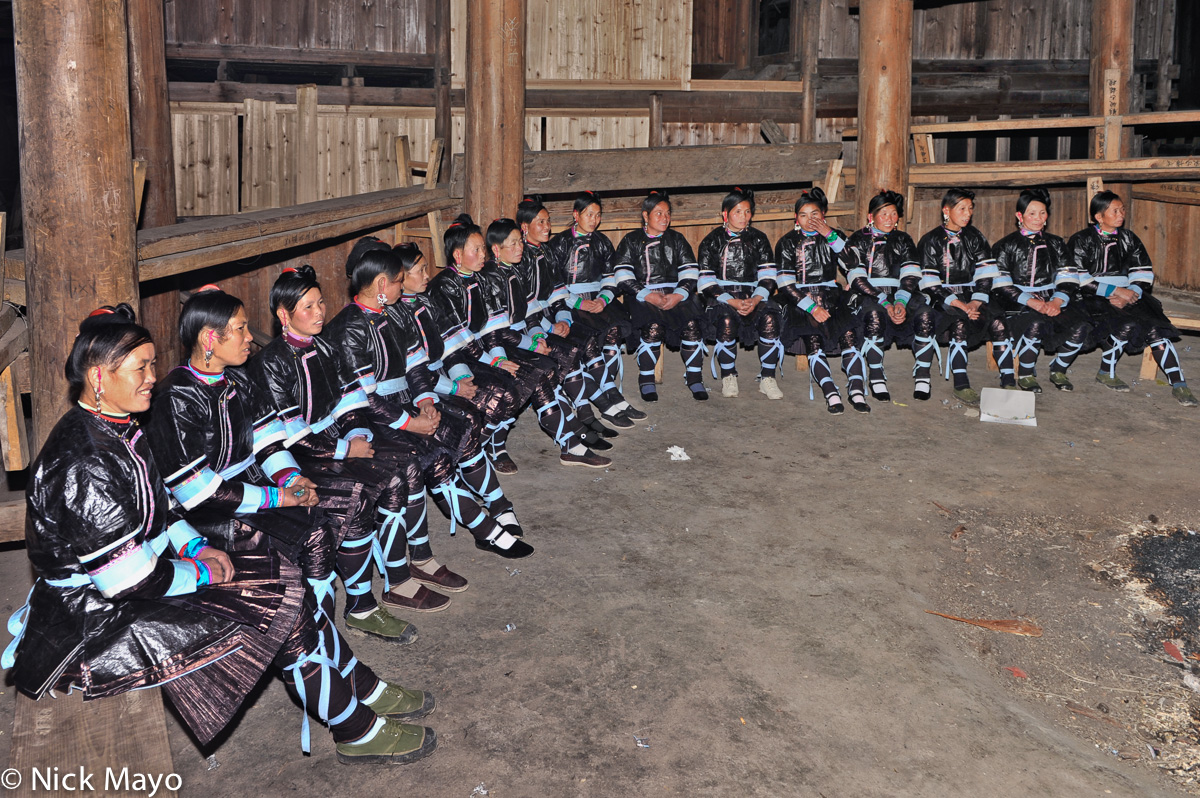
[450,0,694,86]
[163,0,429,53]
[1131,200,1200,291]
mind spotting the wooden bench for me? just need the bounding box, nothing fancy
[11,688,177,798]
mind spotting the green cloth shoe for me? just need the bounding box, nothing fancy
[1173,385,1199,407]
[1048,371,1073,391]
[1095,371,1130,392]
[335,719,437,765]
[952,386,980,406]
[1017,376,1042,393]
[365,683,435,720]
[345,608,418,645]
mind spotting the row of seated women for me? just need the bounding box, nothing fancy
[5,181,1193,771]
[554,185,1188,412]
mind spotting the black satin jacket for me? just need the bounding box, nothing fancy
[1068,225,1156,299]
[992,229,1081,307]
[12,408,231,699]
[841,227,922,305]
[775,228,847,311]
[696,226,777,303]
[427,267,490,363]
[248,334,374,461]
[611,228,699,300]
[545,226,618,303]
[916,225,999,308]
[515,242,571,323]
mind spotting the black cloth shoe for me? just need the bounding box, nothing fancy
[475,537,534,559]
[601,410,636,428]
[848,393,871,413]
[586,418,619,438]
[620,405,647,420]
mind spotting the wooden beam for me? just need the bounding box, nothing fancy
[432,0,452,178]
[905,157,1200,187]
[164,42,435,71]
[759,118,789,144]
[137,187,456,281]
[14,0,140,452]
[856,0,913,221]
[520,143,841,195]
[843,109,1200,138]
[797,0,821,141]
[648,93,663,148]
[464,0,526,223]
[1132,181,1200,206]
[1091,0,1135,159]
[294,85,319,205]
[423,138,448,273]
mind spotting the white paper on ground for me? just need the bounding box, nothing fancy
[979,387,1037,426]
[666,445,691,461]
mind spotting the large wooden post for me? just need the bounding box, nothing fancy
[14,0,139,450]
[1090,0,1134,220]
[464,0,526,223]
[855,0,913,224]
[128,0,181,375]
[432,0,452,179]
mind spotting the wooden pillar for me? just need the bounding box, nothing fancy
[465,0,526,223]
[734,0,754,71]
[795,0,821,142]
[432,0,452,179]
[648,93,663,148]
[855,0,913,224]
[128,0,180,375]
[14,0,139,451]
[1090,0,1134,213]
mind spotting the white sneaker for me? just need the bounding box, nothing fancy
[758,376,783,400]
[721,374,739,397]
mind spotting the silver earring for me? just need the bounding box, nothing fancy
[376,292,387,306]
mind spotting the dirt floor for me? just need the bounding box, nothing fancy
[2,303,1200,797]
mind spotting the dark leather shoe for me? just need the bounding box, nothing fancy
[619,405,647,421]
[475,537,534,559]
[560,448,612,468]
[600,410,636,428]
[586,418,619,438]
[410,561,469,592]
[381,584,451,613]
[491,452,518,474]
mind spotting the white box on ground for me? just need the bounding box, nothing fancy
[979,387,1037,426]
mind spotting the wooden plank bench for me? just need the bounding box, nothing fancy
[11,688,177,798]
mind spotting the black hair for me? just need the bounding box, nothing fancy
[486,218,522,254]
[392,242,425,272]
[868,190,905,219]
[269,264,321,316]
[179,286,245,359]
[443,213,483,266]
[641,190,671,218]
[65,303,152,403]
[795,187,828,215]
[346,235,391,280]
[516,195,546,227]
[722,186,755,216]
[347,248,403,296]
[573,190,603,215]
[941,188,976,212]
[1016,187,1051,216]
[1089,190,1122,223]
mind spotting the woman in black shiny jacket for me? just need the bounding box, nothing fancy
[991,188,1093,394]
[696,187,785,400]
[916,188,1014,406]
[776,188,870,414]
[840,190,936,401]
[1068,190,1196,405]
[544,191,641,426]
[612,191,709,401]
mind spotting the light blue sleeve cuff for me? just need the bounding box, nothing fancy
[717,292,734,305]
[598,289,615,304]
[1052,291,1070,307]
[1129,284,1144,298]
[388,411,412,430]
[518,333,535,350]
[164,560,201,597]
[447,362,473,381]
[943,296,957,312]
[487,345,507,362]
[800,297,817,313]
[971,292,990,304]
[635,288,651,302]
[1017,293,1032,307]
[673,288,691,301]
[752,286,770,301]
[435,374,455,394]
[334,439,350,460]
[166,519,204,556]
[236,484,267,515]
[414,391,439,405]
[343,427,373,443]
[555,310,572,324]
[1096,282,1117,297]
[894,290,912,306]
